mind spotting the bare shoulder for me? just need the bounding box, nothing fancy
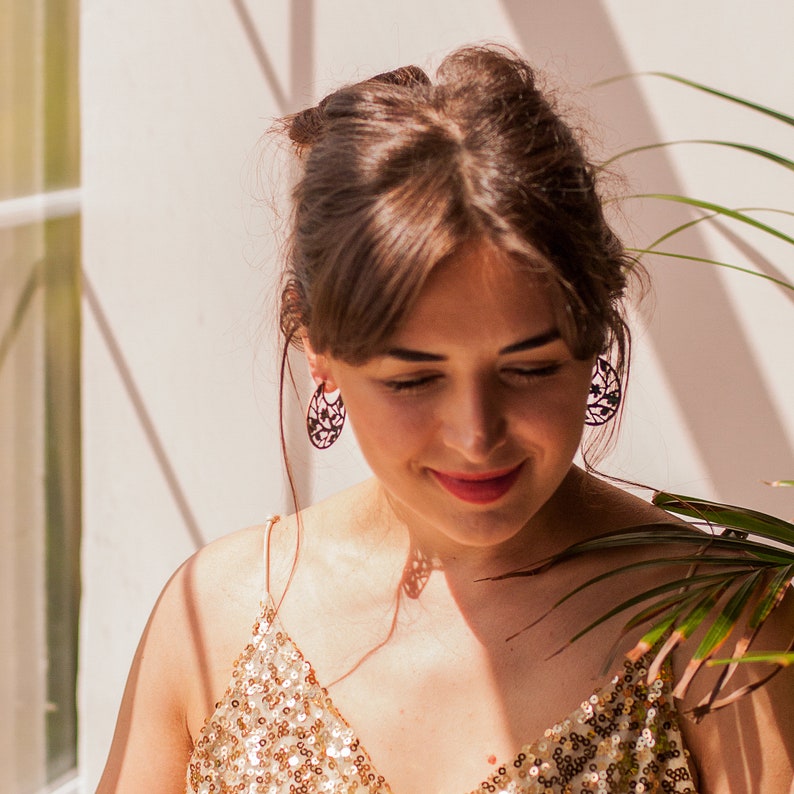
[168,522,281,730]
[178,521,267,610]
[569,468,676,535]
[265,479,390,593]
[135,520,273,687]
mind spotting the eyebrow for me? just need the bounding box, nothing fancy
[499,328,561,354]
[384,328,561,362]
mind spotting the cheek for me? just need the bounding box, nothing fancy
[342,388,435,455]
[509,380,590,444]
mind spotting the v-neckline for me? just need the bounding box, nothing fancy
[256,596,630,794]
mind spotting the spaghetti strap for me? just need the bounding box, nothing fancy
[262,515,281,601]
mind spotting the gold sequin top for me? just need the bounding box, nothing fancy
[186,596,698,794]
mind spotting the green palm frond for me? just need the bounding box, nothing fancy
[643,207,794,252]
[597,72,794,292]
[594,72,794,126]
[626,249,794,292]
[629,195,794,247]
[653,493,794,544]
[571,74,794,718]
[641,73,794,126]
[495,494,793,719]
[627,248,794,292]
[601,139,794,172]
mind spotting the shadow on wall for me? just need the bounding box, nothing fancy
[227,0,792,518]
[501,0,793,517]
[231,0,318,511]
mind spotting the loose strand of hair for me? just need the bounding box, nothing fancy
[275,333,304,614]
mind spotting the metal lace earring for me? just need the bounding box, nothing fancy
[306,382,346,449]
[585,357,622,426]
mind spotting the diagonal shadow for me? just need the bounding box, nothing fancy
[82,270,206,550]
[0,259,42,374]
[500,0,793,518]
[289,0,315,112]
[707,218,794,309]
[229,0,290,112]
[489,3,793,778]
[229,0,317,510]
[229,0,316,116]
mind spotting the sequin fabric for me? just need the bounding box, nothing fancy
[187,598,697,794]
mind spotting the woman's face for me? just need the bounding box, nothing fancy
[316,241,595,552]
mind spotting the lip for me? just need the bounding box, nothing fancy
[429,464,524,504]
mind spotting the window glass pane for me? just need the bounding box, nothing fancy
[0,0,81,789]
[43,214,81,783]
[0,224,48,792]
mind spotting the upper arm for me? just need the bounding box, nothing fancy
[95,525,266,793]
[97,559,212,794]
[95,563,197,793]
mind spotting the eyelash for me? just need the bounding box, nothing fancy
[382,375,440,393]
[382,365,562,394]
[504,364,562,382]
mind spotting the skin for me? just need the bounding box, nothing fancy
[97,240,793,793]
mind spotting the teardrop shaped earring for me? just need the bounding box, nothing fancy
[306,382,346,449]
[585,357,622,426]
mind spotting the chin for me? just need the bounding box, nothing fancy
[430,504,535,551]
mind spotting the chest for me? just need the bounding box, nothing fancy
[187,601,696,794]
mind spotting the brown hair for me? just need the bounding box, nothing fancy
[278,42,636,393]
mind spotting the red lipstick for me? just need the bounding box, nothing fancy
[430,464,523,504]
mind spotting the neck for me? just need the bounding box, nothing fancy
[367,467,593,590]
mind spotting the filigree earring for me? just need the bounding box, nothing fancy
[585,357,622,426]
[306,383,346,449]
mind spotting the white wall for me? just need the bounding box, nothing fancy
[80,1,793,788]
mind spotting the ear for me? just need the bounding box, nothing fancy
[301,331,339,392]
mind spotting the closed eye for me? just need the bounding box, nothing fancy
[381,375,440,393]
[502,364,562,383]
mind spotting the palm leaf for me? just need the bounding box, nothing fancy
[748,564,794,629]
[596,74,794,292]
[653,492,794,545]
[602,140,794,172]
[643,72,794,126]
[509,566,759,646]
[709,650,794,667]
[595,72,794,126]
[645,581,735,683]
[490,522,793,573]
[563,572,741,643]
[629,195,794,247]
[644,208,794,254]
[672,572,766,698]
[498,496,794,717]
[628,609,689,662]
[690,665,788,721]
[626,248,794,292]
[581,74,794,714]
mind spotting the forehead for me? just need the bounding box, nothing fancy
[390,242,558,349]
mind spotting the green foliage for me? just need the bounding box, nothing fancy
[600,72,794,293]
[494,494,793,719]
[539,74,794,717]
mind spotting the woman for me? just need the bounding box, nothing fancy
[97,45,792,793]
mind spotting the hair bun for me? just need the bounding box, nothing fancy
[287,96,331,147]
[368,64,431,88]
[287,64,430,148]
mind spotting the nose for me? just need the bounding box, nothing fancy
[440,380,507,462]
